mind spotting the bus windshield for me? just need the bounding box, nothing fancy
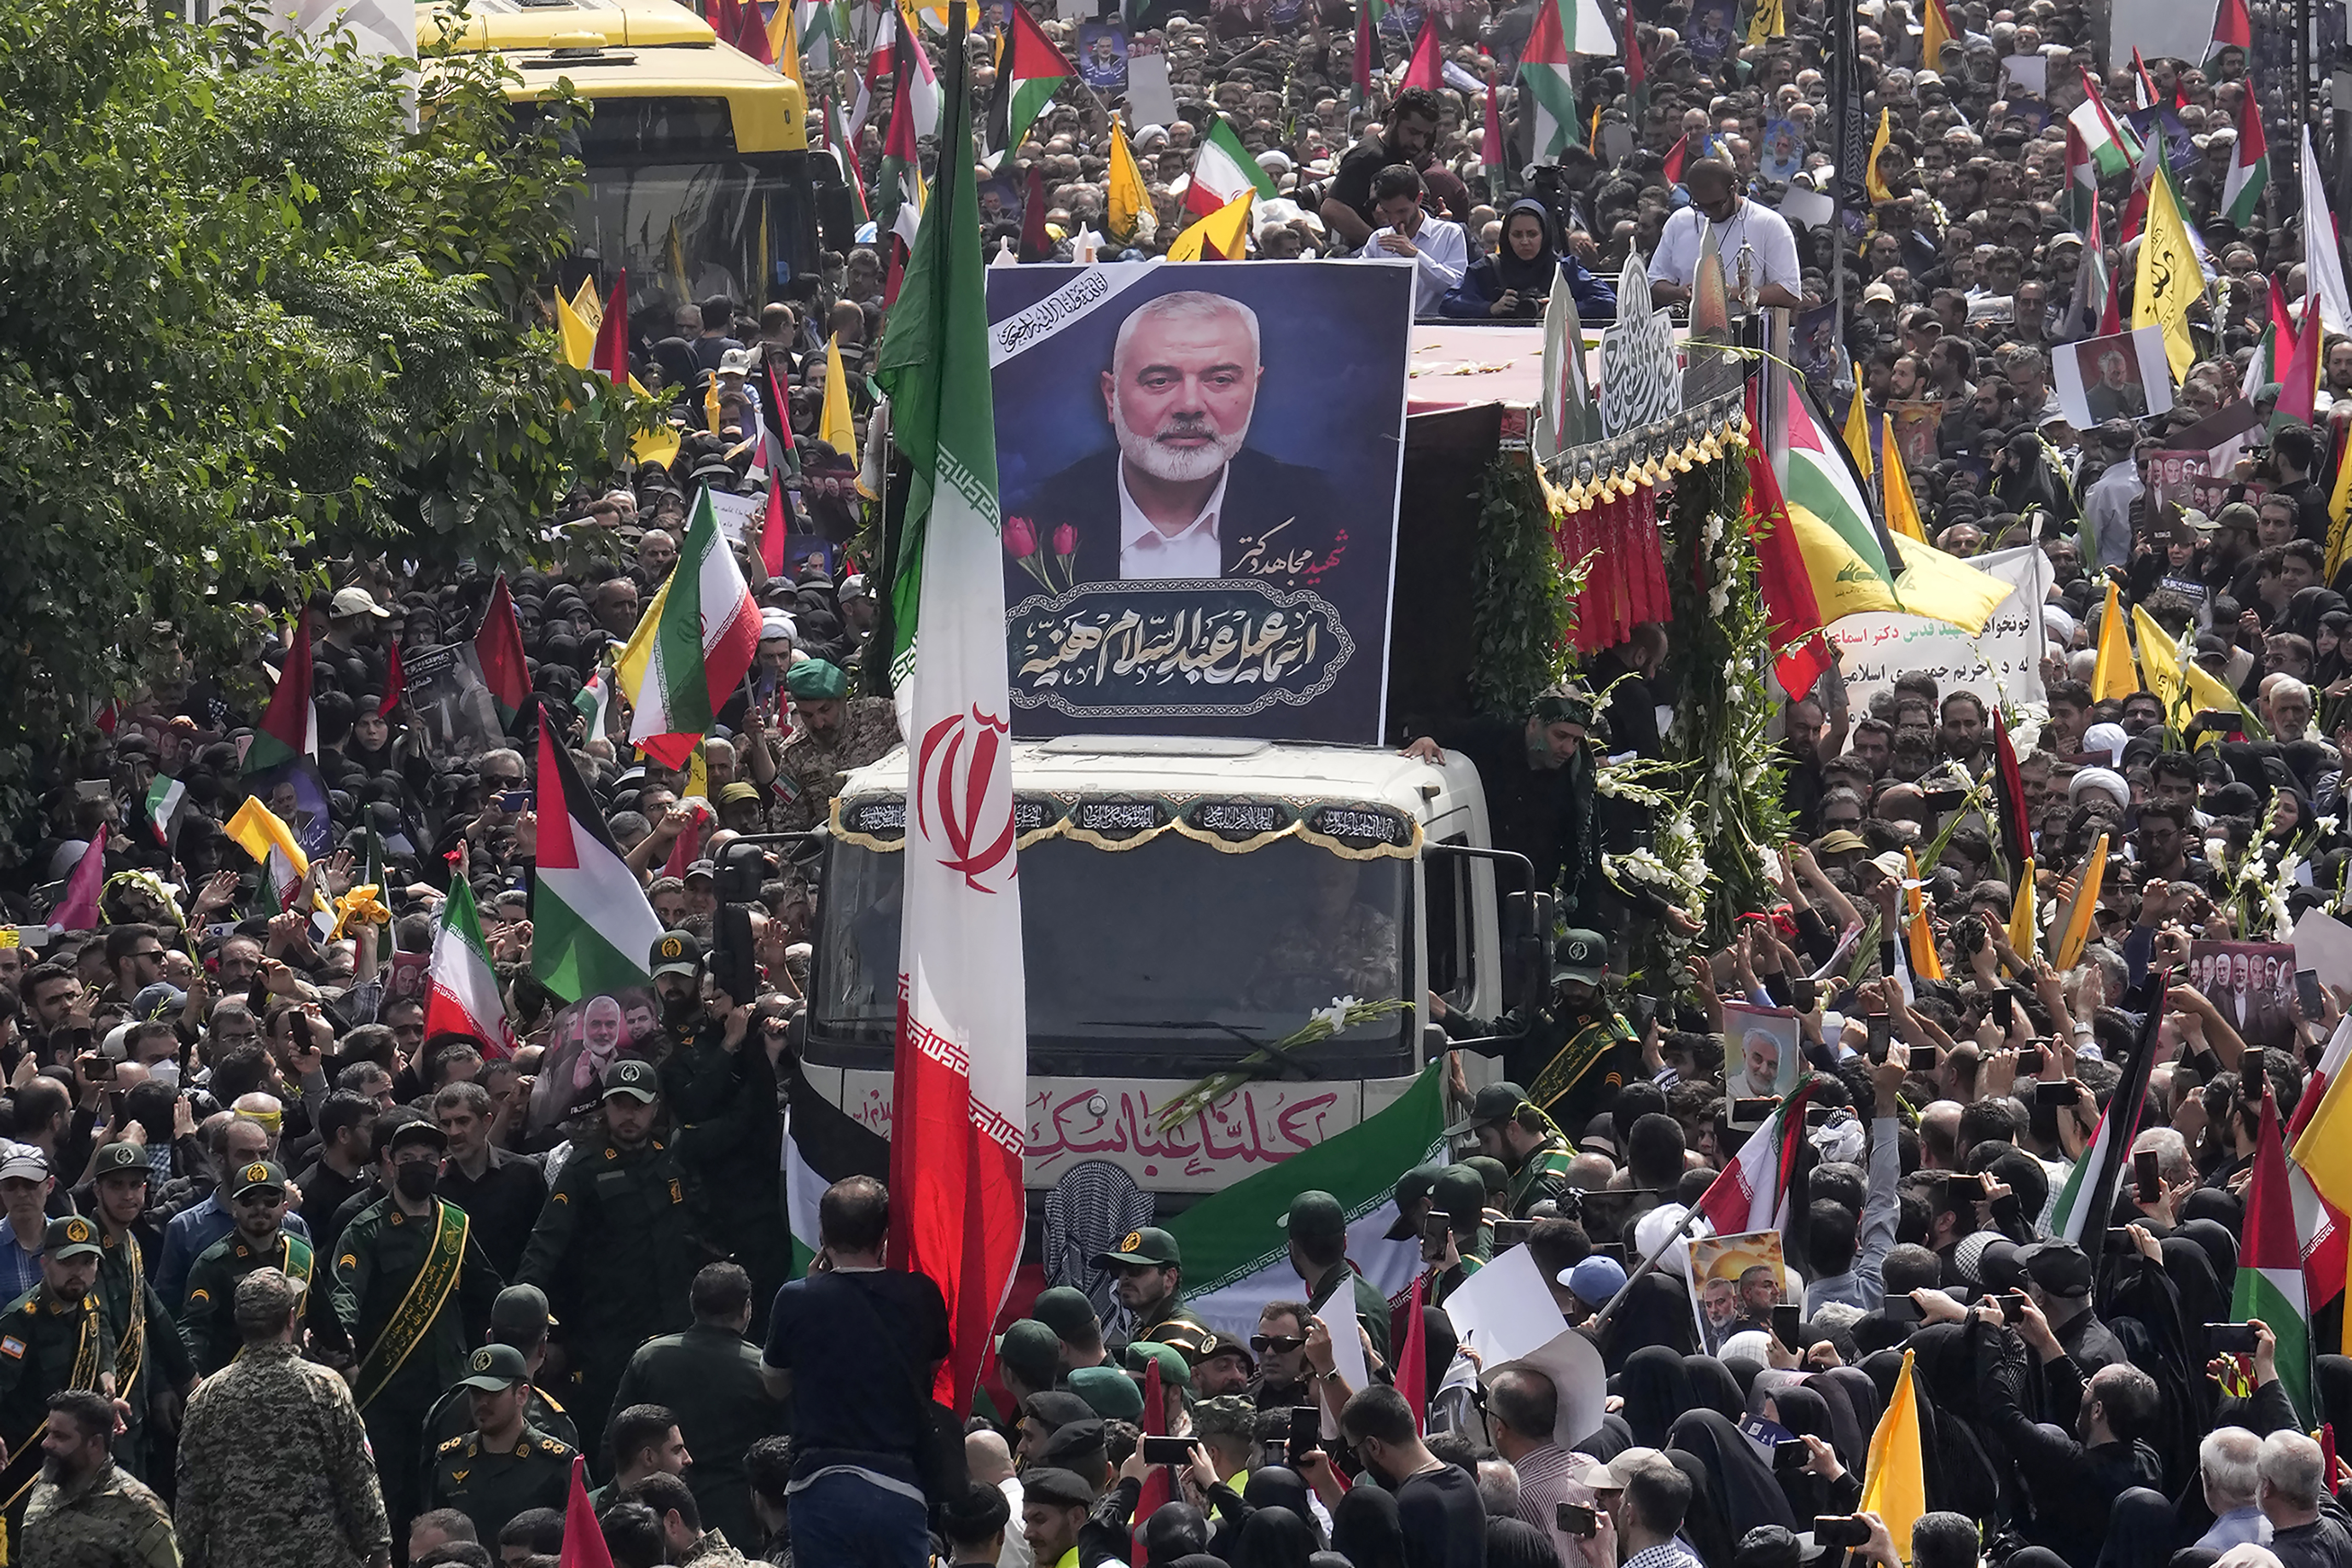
[810,832,1416,1080]
[568,157,800,316]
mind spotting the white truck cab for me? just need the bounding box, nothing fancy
[799,733,1537,1203]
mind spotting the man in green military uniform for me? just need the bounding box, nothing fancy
[423,1343,577,1546]
[180,1160,317,1374]
[1439,929,1647,1146]
[420,1285,579,1456]
[0,1216,123,1558]
[519,1058,702,1460]
[1277,1190,1390,1368]
[772,659,902,834]
[1447,1082,1577,1218]
[85,1142,193,1488]
[1416,1165,1490,1306]
[1091,1228,1209,1352]
[330,1118,504,1544]
[608,1262,783,1553]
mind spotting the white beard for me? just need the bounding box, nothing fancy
[1111,396,1250,483]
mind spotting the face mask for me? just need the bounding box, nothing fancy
[395,1163,440,1201]
[147,1062,179,1091]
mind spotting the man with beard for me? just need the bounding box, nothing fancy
[1340,1385,1484,1565]
[85,1142,192,1489]
[1091,1228,1209,1350]
[568,994,629,1100]
[519,1059,700,1461]
[1012,291,1344,587]
[773,660,900,835]
[330,1120,504,1546]
[0,1218,125,1554]
[19,1388,175,1568]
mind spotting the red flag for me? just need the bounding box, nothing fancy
[1661,132,1690,187]
[760,471,790,578]
[592,270,631,386]
[1400,18,1442,91]
[49,829,109,932]
[1393,1274,1428,1432]
[379,640,405,719]
[2212,0,2252,52]
[558,1456,616,1568]
[1482,78,1505,170]
[661,801,710,880]
[733,0,776,63]
[1992,708,2030,872]
[1131,1359,1175,1563]
[2098,257,2123,336]
[2280,294,2325,428]
[1019,163,1053,261]
[473,574,532,730]
[1354,1,1377,96]
[1625,20,1646,107]
[247,611,317,776]
[1740,387,1831,700]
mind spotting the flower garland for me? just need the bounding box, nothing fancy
[1155,996,1414,1131]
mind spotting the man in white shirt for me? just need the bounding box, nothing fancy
[1353,163,1466,316]
[1646,159,1803,309]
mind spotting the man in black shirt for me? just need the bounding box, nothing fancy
[431,1082,544,1280]
[2263,1429,2352,1568]
[1401,690,1596,913]
[291,1091,376,1264]
[1983,1348,2163,1568]
[1341,1385,1484,1568]
[2019,1239,2127,1374]
[1321,87,1444,249]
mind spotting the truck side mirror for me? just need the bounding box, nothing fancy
[1500,890,1554,941]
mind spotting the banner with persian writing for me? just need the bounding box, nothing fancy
[984,259,1410,744]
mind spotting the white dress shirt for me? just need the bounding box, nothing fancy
[1119,458,1228,579]
[1355,217,1468,314]
[1647,198,1803,298]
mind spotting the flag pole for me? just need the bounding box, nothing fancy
[1586,1196,1710,1331]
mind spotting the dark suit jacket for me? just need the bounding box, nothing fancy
[1014,445,1351,589]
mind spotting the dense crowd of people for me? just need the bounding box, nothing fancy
[4,0,2352,1561]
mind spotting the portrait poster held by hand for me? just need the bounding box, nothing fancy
[2189,939,2299,1052]
[1721,999,1802,1100]
[984,260,1411,744]
[1688,1229,1792,1355]
[527,986,663,1132]
[2053,325,2176,430]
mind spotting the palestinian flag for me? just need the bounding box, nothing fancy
[471,574,532,730]
[143,774,188,849]
[246,613,318,777]
[1697,1078,1821,1235]
[614,489,760,769]
[2130,47,2161,109]
[850,6,938,141]
[2210,0,2250,62]
[2062,119,2103,235]
[2067,71,2139,181]
[1184,118,1277,222]
[1519,0,1579,163]
[785,1064,892,1275]
[2235,1088,2312,1424]
[1165,1060,1446,1335]
[2050,978,2161,1250]
[422,877,518,1060]
[1780,381,2011,631]
[1399,17,1442,91]
[877,61,926,302]
[998,2,1071,154]
[1354,0,1386,98]
[1919,0,1954,66]
[531,718,663,1005]
[572,659,614,742]
[48,829,108,935]
[822,98,870,226]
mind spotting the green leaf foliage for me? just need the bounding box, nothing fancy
[0,0,638,750]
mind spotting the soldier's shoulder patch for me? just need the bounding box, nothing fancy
[449,1469,468,1485]
[668,1179,682,1204]
[0,1336,24,1358]
[540,1438,569,1454]
[551,1192,569,1205]
[338,1253,358,1271]
[438,1434,467,1454]
[188,1289,209,1306]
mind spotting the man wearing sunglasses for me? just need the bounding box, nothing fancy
[1247,1302,1315,1410]
[181,1159,326,1374]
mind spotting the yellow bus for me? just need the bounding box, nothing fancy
[421,0,851,319]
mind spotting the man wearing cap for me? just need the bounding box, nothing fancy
[1021,1466,1122,1568]
[177,1267,390,1568]
[1415,1165,1490,1305]
[1184,1332,1254,1400]
[2019,1238,2126,1373]
[1092,1227,1209,1352]
[422,1342,578,1546]
[773,659,899,834]
[1280,1190,1391,1367]
[1446,1082,1577,1219]
[519,1057,700,1453]
[0,1215,123,1551]
[609,1262,785,1553]
[1029,1286,1115,1376]
[84,1141,191,1488]
[318,587,394,697]
[1445,929,1646,1145]
[1402,689,1600,917]
[420,1284,579,1454]
[331,1117,505,1541]
[181,1158,319,1374]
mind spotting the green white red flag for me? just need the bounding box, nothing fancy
[613,488,760,769]
[2234,1088,2312,1424]
[422,877,519,1059]
[1184,118,1278,222]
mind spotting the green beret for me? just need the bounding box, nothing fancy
[1123,1340,1194,1392]
[785,659,848,701]
[1066,1364,1144,1421]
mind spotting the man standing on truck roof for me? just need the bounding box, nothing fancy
[1091,1227,1209,1352]
[1400,688,1601,924]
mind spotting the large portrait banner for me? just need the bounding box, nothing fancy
[984,259,1412,744]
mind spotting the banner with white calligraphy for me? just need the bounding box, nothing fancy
[1824,544,2051,716]
[985,260,1411,744]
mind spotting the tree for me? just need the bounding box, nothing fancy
[0,0,648,765]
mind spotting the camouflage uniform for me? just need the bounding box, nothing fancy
[174,1340,390,1568]
[0,1277,118,1558]
[19,1461,176,1568]
[772,698,900,833]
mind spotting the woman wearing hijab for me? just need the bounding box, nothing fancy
[1329,1486,1408,1568]
[1756,1382,1861,1523]
[1685,1355,1746,1421]
[1232,1507,1319,1568]
[1621,1346,1700,1449]
[1439,199,1618,322]
[1665,1409,1798,1536]
[1604,1273,1700,1365]
[1666,1447,1744,1568]
[1488,1517,1563,1568]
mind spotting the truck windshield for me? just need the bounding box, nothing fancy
[570,158,802,316]
[810,833,1416,1079]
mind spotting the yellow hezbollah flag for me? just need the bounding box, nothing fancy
[1862,1350,1928,1564]
[2008,856,2038,963]
[2134,167,2201,381]
[2133,604,2185,711]
[1866,108,1895,203]
[1921,0,1956,68]
[1882,420,1927,543]
[225,797,309,884]
[769,0,802,84]
[683,739,709,804]
[1844,391,1875,485]
[820,335,856,455]
[1903,848,1943,981]
[558,291,597,370]
[1168,189,1254,261]
[570,275,603,330]
[2052,832,2109,970]
[2327,445,2352,584]
[1107,117,1149,244]
[1745,0,1784,45]
[2091,578,2139,700]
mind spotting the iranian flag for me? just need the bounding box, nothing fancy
[799,0,836,74]
[614,488,760,770]
[874,26,1028,1416]
[422,878,519,1060]
[999,3,1072,154]
[2235,1088,2312,1423]
[471,574,532,730]
[784,1063,892,1276]
[1520,0,1579,163]
[1184,118,1278,222]
[2288,1017,2352,1314]
[1166,1061,1446,1335]
[143,774,188,848]
[2067,70,2139,181]
[2223,87,2268,227]
[1697,1078,1819,1236]
[851,5,938,142]
[532,719,663,1005]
